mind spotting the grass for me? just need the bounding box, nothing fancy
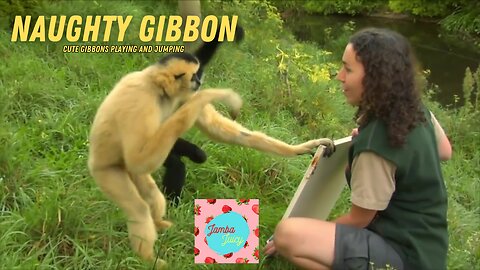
[0,0,478,269]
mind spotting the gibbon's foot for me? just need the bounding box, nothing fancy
[315,138,335,157]
[154,219,173,231]
[322,141,336,157]
[153,259,167,270]
[128,219,157,262]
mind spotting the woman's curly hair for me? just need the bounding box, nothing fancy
[350,28,426,148]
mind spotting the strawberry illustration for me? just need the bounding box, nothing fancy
[254,227,259,237]
[244,241,249,248]
[204,236,208,245]
[206,199,216,204]
[205,215,214,223]
[194,247,200,256]
[194,226,199,236]
[222,205,232,213]
[237,199,250,205]
[194,204,201,215]
[235,257,249,263]
[252,204,259,215]
[223,252,233,258]
[253,247,259,260]
[205,257,216,264]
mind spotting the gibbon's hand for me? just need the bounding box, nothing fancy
[220,89,243,120]
[295,138,335,157]
[195,88,243,120]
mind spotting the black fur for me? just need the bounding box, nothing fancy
[195,25,244,80]
[158,53,198,65]
[161,25,245,204]
[171,138,207,163]
[162,138,207,204]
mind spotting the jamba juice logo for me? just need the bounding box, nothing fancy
[205,212,249,254]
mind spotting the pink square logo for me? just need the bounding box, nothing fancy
[194,199,259,264]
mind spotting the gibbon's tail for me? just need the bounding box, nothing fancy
[195,25,244,78]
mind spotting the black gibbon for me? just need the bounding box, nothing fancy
[87,28,334,268]
[161,26,245,204]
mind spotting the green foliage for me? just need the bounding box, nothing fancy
[431,65,480,269]
[448,64,480,114]
[302,0,386,16]
[264,0,299,13]
[462,67,475,111]
[388,0,461,17]
[440,7,480,44]
[269,0,387,16]
[267,39,354,138]
[388,0,480,43]
[0,0,44,29]
[270,0,472,18]
[268,0,480,41]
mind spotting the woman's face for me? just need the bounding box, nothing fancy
[336,43,365,106]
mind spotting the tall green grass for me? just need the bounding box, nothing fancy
[0,0,478,269]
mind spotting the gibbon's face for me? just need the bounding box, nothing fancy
[170,59,202,92]
[159,53,203,93]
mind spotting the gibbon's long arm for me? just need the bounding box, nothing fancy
[195,104,334,156]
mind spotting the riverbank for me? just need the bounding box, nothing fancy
[275,1,480,50]
[280,12,480,108]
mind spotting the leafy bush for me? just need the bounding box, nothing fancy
[388,0,462,17]
[0,0,44,29]
[268,0,480,40]
[440,7,480,43]
[269,0,387,15]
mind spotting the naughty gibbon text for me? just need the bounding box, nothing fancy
[11,15,239,43]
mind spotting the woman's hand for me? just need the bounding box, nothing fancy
[351,128,359,137]
[263,239,276,256]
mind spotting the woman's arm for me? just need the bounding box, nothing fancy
[334,204,377,228]
[430,112,452,161]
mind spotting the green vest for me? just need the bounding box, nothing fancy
[346,110,448,270]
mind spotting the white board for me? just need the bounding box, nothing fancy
[267,136,352,243]
[282,136,352,220]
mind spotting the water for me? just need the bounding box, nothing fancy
[283,14,480,107]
